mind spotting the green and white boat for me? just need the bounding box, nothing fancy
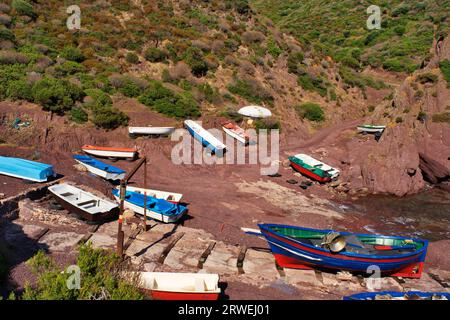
[288,154,340,183]
[357,124,386,133]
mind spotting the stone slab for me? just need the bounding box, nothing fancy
[38,231,85,252]
[88,233,116,249]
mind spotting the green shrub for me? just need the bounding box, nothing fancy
[11,0,36,19]
[417,73,438,84]
[144,47,166,62]
[7,79,32,100]
[84,89,113,108]
[60,46,85,63]
[55,61,86,76]
[439,60,450,85]
[297,73,329,97]
[183,47,208,77]
[432,112,450,123]
[395,116,403,123]
[287,51,304,74]
[254,118,281,132]
[92,105,129,130]
[119,78,143,98]
[32,77,85,114]
[228,78,273,104]
[138,81,201,118]
[0,27,15,42]
[125,52,139,64]
[70,107,88,124]
[295,102,325,122]
[267,38,282,58]
[21,243,143,300]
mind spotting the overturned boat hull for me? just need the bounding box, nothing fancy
[81,145,137,159]
[0,156,55,182]
[73,155,125,181]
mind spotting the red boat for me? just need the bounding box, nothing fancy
[139,272,221,300]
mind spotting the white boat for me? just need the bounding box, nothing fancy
[221,121,249,145]
[184,120,226,156]
[48,183,119,223]
[73,155,126,181]
[128,126,175,136]
[114,186,183,203]
[138,272,220,300]
[238,105,272,118]
[357,125,386,133]
[81,145,137,159]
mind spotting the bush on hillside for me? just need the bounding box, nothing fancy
[144,47,166,63]
[0,27,15,42]
[32,77,85,114]
[21,243,143,300]
[125,52,139,64]
[84,88,113,108]
[138,81,201,118]
[92,106,129,130]
[227,78,273,104]
[432,112,450,123]
[183,46,208,77]
[60,46,85,63]
[416,73,438,84]
[70,107,88,124]
[0,50,30,65]
[6,79,32,100]
[295,102,325,122]
[11,0,36,19]
[439,59,450,85]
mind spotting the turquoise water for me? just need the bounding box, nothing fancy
[347,188,450,241]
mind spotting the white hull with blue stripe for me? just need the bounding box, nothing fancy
[184,120,226,156]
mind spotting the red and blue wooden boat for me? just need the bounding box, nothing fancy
[244,224,428,279]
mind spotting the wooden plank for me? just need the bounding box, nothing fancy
[275,261,285,277]
[157,232,185,264]
[197,241,216,269]
[123,228,142,251]
[236,245,247,274]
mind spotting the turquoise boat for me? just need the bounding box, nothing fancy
[0,156,55,182]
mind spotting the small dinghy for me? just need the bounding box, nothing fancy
[138,272,220,300]
[73,155,125,181]
[81,145,137,160]
[221,121,249,145]
[244,224,428,279]
[0,156,55,182]
[344,291,450,300]
[357,125,386,133]
[112,189,187,223]
[48,183,119,223]
[288,154,340,183]
[114,186,183,203]
[184,120,226,156]
[128,126,175,137]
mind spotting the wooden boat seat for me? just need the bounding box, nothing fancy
[77,199,98,207]
[61,192,75,197]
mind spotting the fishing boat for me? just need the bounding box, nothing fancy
[288,154,340,183]
[221,121,249,145]
[114,186,183,203]
[48,183,119,223]
[344,291,450,300]
[138,272,221,300]
[81,145,137,160]
[112,189,187,223]
[184,120,226,156]
[73,155,125,181]
[357,125,386,133]
[0,156,55,182]
[128,126,175,137]
[243,224,428,279]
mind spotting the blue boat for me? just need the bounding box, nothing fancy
[73,155,125,181]
[244,224,428,279]
[344,291,450,300]
[184,120,226,157]
[0,156,55,182]
[112,189,188,223]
